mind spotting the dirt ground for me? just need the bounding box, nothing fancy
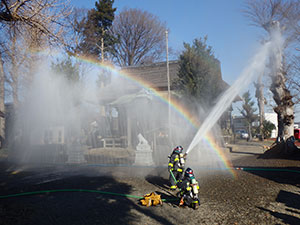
[0,140,300,225]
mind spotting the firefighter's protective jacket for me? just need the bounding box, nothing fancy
[177,177,199,195]
[168,153,184,173]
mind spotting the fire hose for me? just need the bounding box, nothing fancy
[169,169,177,184]
[0,168,299,200]
[0,189,177,202]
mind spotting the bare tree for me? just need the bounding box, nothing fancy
[63,7,88,56]
[244,0,300,147]
[0,0,71,43]
[254,74,265,140]
[1,25,39,108]
[111,8,167,66]
[0,0,72,107]
[0,0,72,148]
[287,54,300,106]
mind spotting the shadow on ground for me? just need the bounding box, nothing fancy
[255,184,300,224]
[240,166,300,186]
[276,190,300,210]
[263,190,300,224]
[258,141,300,160]
[229,149,262,156]
[145,175,179,207]
[145,175,170,191]
[258,206,300,225]
[0,162,174,225]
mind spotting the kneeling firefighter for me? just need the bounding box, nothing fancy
[177,167,200,209]
[168,146,186,190]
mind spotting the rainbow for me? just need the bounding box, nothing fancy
[33,49,235,176]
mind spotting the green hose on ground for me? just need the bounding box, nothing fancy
[234,167,300,173]
[0,189,177,202]
[0,167,298,201]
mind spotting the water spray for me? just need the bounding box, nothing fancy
[185,29,284,155]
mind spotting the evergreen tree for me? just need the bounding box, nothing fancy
[51,57,80,84]
[262,120,276,139]
[78,0,117,59]
[51,57,82,106]
[240,91,257,141]
[174,36,224,109]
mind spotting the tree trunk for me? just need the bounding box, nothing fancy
[11,29,19,108]
[247,123,252,141]
[271,76,294,142]
[0,53,5,147]
[255,75,265,140]
[268,21,294,146]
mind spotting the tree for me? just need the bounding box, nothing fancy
[262,120,276,139]
[51,57,80,84]
[174,37,224,109]
[286,52,300,114]
[244,0,300,144]
[111,8,167,66]
[51,56,82,107]
[63,7,88,56]
[0,0,72,148]
[268,21,294,143]
[240,91,257,141]
[78,0,116,61]
[0,0,71,43]
[0,0,71,108]
[254,74,265,140]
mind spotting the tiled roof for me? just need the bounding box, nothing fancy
[120,60,179,89]
[99,60,241,103]
[120,60,241,102]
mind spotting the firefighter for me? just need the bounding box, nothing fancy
[168,146,186,190]
[177,167,200,209]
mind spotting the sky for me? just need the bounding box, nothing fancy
[71,0,263,85]
[71,0,288,118]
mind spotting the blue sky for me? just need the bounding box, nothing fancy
[70,1,300,122]
[71,0,263,85]
[71,0,273,118]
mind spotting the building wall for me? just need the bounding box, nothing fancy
[30,126,65,145]
[233,113,278,138]
[265,113,278,138]
[232,116,248,133]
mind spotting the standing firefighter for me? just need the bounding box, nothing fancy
[177,167,200,209]
[168,146,186,190]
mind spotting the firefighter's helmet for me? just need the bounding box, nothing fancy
[184,167,194,178]
[173,146,183,154]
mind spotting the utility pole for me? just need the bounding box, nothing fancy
[101,28,105,63]
[166,30,171,143]
[100,28,106,117]
[0,53,5,147]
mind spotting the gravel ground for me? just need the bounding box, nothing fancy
[0,141,299,225]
